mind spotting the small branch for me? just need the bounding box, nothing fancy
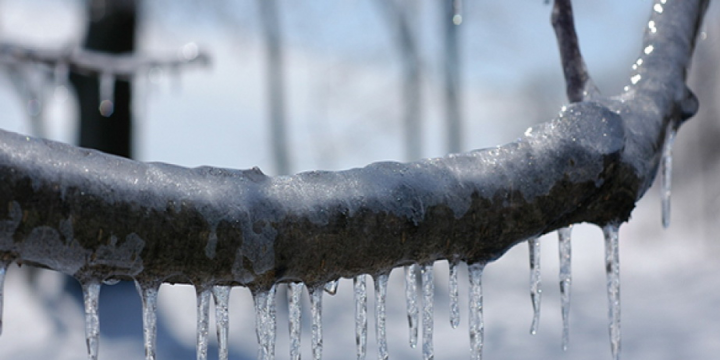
[552,0,598,102]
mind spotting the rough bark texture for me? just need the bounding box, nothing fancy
[0,0,708,292]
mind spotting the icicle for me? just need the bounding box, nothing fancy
[468,262,486,360]
[421,264,434,360]
[99,72,115,117]
[528,237,542,335]
[452,0,463,25]
[324,279,339,295]
[374,273,389,360]
[253,285,278,360]
[603,225,621,360]
[134,279,161,360]
[102,278,120,286]
[196,287,211,360]
[212,286,231,360]
[661,125,677,228]
[557,227,573,351]
[288,283,303,360]
[354,275,367,360]
[82,280,102,360]
[310,287,323,360]
[53,61,70,102]
[404,264,419,348]
[449,260,460,329]
[0,260,8,336]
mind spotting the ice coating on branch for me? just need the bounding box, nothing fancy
[196,287,211,360]
[557,226,573,350]
[0,260,7,335]
[288,283,303,360]
[254,285,278,360]
[212,286,231,360]
[468,262,485,360]
[603,225,621,360]
[404,264,419,348]
[421,264,434,360]
[661,125,677,228]
[310,287,323,360]
[374,273,389,360]
[354,275,367,360]
[82,280,101,360]
[324,279,339,295]
[449,260,460,329]
[528,237,542,335]
[99,72,115,117]
[134,280,160,360]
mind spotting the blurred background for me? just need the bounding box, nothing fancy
[0,0,719,359]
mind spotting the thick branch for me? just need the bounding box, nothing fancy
[0,0,708,291]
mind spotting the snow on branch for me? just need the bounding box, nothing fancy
[0,0,708,294]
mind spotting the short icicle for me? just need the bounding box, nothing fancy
[557,226,573,351]
[82,280,102,360]
[354,275,368,360]
[468,262,486,360]
[310,286,324,360]
[324,279,339,295]
[195,286,211,360]
[528,237,542,335]
[603,224,621,360]
[134,279,161,360]
[253,285,278,360]
[212,286,231,360]
[448,260,460,329]
[0,260,8,336]
[404,264,419,348]
[288,283,304,360]
[374,273,390,360]
[421,264,434,360]
[661,125,677,228]
[98,72,116,117]
[452,0,463,25]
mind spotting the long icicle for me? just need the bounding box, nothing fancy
[253,285,278,360]
[421,264,434,360]
[468,262,486,360]
[557,226,573,351]
[661,125,677,228]
[449,260,460,329]
[603,224,621,360]
[404,264,419,348]
[354,275,367,360]
[0,260,9,336]
[82,280,102,360]
[528,236,542,335]
[195,286,211,360]
[134,279,161,360]
[288,283,304,360]
[212,286,231,360]
[310,286,323,360]
[375,273,389,360]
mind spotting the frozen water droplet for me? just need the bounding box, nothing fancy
[468,262,486,360]
[253,285,277,360]
[212,286,231,360]
[134,279,161,360]
[0,260,8,336]
[354,275,367,360]
[528,237,542,335]
[603,225,621,360]
[99,72,115,117]
[310,287,323,360]
[558,227,573,351]
[374,273,389,360]
[82,281,102,360]
[196,287,211,360]
[448,260,460,329]
[404,264,419,348]
[288,283,303,360]
[324,279,339,295]
[421,264,434,360]
[661,126,677,228]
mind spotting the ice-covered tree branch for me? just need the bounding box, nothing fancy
[0,0,707,294]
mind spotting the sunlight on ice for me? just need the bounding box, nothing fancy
[195,287,211,360]
[212,286,231,360]
[253,285,278,360]
[661,125,677,228]
[468,263,486,360]
[134,279,161,360]
[449,261,460,329]
[557,227,573,350]
[288,283,304,360]
[603,225,621,360]
[375,273,390,360]
[354,275,368,360]
[82,281,102,360]
[310,287,324,360]
[528,237,542,335]
[421,264,434,360]
[404,264,419,348]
